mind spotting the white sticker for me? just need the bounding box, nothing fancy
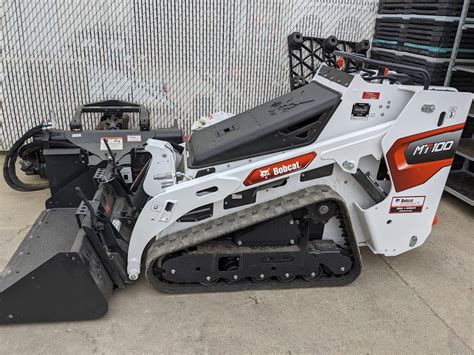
[448,106,457,119]
[127,135,142,142]
[100,137,123,151]
[112,219,122,232]
[120,166,133,184]
[72,133,82,138]
[351,115,368,121]
[390,196,425,214]
[151,202,163,212]
[231,193,242,199]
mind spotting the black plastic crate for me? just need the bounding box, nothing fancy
[370,48,449,85]
[461,115,474,138]
[378,0,474,17]
[373,17,474,59]
[287,32,370,90]
[401,44,474,58]
[375,18,474,45]
[372,39,474,59]
[451,70,474,91]
[370,47,474,91]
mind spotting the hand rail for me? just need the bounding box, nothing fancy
[333,51,432,89]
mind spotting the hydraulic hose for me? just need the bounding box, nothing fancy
[3,124,50,192]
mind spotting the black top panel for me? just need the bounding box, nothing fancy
[187,82,341,168]
[317,66,354,87]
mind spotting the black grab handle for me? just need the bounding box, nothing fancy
[70,99,150,131]
[333,51,432,90]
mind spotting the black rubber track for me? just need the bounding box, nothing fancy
[145,197,362,294]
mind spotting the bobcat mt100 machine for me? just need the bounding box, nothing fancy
[0,52,471,324]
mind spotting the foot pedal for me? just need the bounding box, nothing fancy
[352,168,387,203]
[0,209,113,324]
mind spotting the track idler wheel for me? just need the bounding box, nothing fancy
[302,267,323,281]
[276,273,296,283]
[225,275,243,284]
[251,274,271,283]
[199,276,218,286]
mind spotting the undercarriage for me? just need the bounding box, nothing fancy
[146,188,361,293]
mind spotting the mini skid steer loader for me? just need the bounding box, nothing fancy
[0,52,471,324]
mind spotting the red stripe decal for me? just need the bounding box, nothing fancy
[386,123,465,192]
[244,152,316,186]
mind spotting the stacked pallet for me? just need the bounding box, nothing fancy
[371,0,474,89]
[378,0,474,16]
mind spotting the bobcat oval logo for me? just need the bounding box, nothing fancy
[259,169,270,178]
[244,152,317,186]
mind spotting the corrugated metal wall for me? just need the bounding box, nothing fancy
[0,0,378,150]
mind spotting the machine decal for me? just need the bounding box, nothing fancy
[100,137,123,150]
[389,196,425,213]
[244,152,316,185]
[127,134,142,142]
[362,92,380,100]
[351,103,371,120]
[405,130,460,164]
[386,123,465,192]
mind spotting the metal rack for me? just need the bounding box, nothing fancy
[444,112,474,205]
[445,138,474,205]
[444,0,474,206]
[444,0,474,83]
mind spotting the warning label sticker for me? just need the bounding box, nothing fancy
[390,196,425,214]
[127,134,142,142]
[362,91,380,100]
[100,137,123,151]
